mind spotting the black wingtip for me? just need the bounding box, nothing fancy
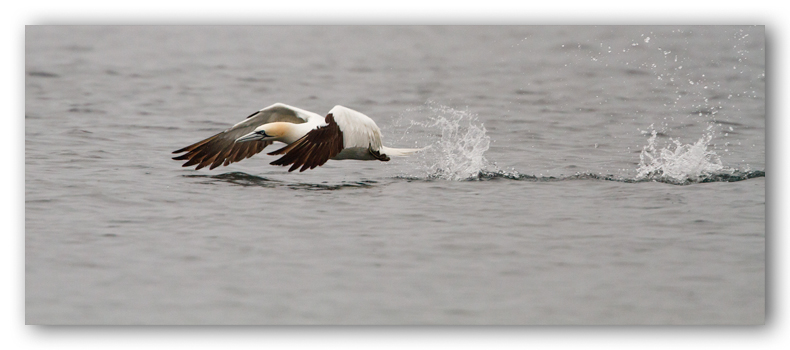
[172,145,191,154]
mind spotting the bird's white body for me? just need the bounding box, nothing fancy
[173,103,422,172]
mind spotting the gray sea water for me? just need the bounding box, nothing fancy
[25,26,765,325]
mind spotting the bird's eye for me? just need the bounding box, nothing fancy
[258,130,269,137]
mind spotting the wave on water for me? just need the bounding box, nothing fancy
[466,168,765,185]
[396,168,764,185]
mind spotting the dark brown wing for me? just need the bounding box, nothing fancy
[172,134,271,170]
[172,104,309,170]
[268,114,344,172]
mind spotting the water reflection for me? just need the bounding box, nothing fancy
[183,172,379,191]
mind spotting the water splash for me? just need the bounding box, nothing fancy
[406,102,491,181]
[636,127,726,183]
[391,103,762,185]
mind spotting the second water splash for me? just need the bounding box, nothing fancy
[636,126,726,183]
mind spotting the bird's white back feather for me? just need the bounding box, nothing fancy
[328,105,383,151]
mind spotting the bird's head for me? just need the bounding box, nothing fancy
[235,122,290,143]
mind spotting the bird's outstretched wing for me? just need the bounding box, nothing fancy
[268,113,345,172]
[172,103,320,170]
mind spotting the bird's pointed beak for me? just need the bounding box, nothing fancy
[236,131,264,143]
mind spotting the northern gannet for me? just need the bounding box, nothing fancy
[172,103,422,172]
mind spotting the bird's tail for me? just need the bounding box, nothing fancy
[381,146,425,157]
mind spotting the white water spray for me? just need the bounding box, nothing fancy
[403,103,491,180]
[636,127,726,183]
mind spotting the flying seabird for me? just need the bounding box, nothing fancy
[172,103,423,172]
